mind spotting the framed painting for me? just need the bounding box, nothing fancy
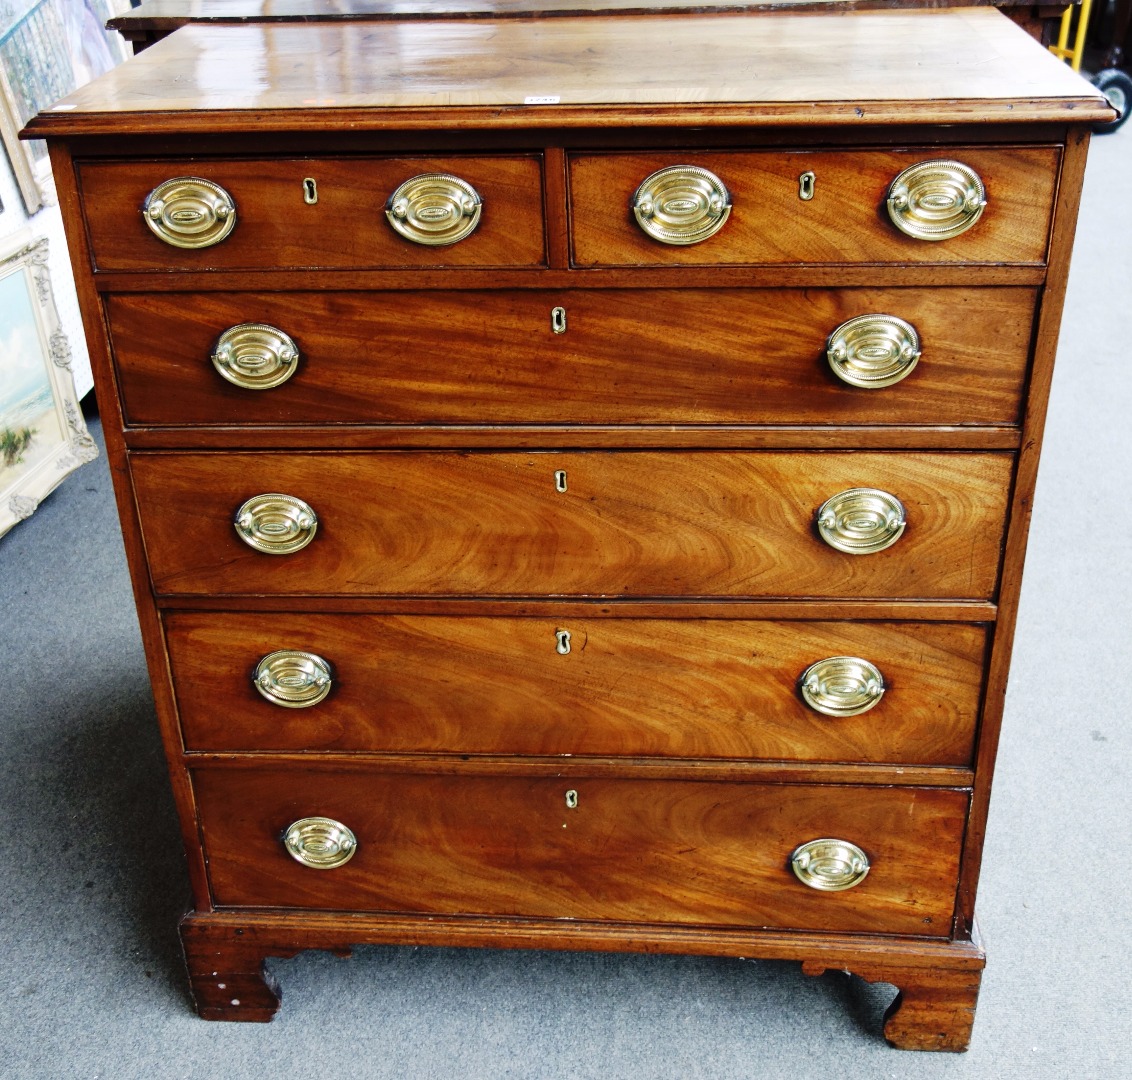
[0,229,97,540]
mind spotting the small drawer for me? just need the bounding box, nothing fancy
[131,450,1013,599]
[168,613,986,764]
[78,156,546,271]
[569,147,1059,267]
[192,766,967,936]
[107,286,1037,427]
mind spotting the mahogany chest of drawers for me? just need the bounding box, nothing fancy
[28,9,1111,1051]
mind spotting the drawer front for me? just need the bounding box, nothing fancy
[132,451,1013,599]
[108,287,1036,427]
[79,157,546,271]
[570,147,1058,267]
[168,614,987,763]
[193,767,966,935]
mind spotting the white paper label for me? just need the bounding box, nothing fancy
[523,95,561,105]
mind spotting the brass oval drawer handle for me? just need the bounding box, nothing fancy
[234,493,318,555]
[791,839,870,892]
[385,172,483,246]
[826,314,921,389]
[212,323,300,390]
[254,649,332,708]
[816,488,906,555]
[800,656,885,717]
[283,817,357,869]
[142,177,236,249]
[886,159,986,241]
[631,165,732,245]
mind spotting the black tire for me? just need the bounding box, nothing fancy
[1092,68,1132,134]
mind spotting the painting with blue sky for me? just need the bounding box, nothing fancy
[0,261,64,482]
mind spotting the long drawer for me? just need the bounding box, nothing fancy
[107,287,1037,427]
[193,767,967,935]
[569,147,1059,266]
[168,613,987,763]
[131,450,1013,599]
[78,156,547,271]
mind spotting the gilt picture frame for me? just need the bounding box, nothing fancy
[0,229,97,539]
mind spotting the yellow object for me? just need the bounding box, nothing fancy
[1050,0,1093,71]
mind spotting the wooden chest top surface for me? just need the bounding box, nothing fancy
[28,8,1110,134]
[108,0,1063,28]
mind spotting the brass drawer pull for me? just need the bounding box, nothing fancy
[886,159,986,241]
[816,488,906,555]
[791,839,870,891]
[212,323,300,390]
[142,176,236,249]
[283,817,357,869]
[826,314,921,389]
[234,493,318,555]
[631,165,732,245]
[386,172,483,246]
[254,650,332,708]
[800,656,885,717]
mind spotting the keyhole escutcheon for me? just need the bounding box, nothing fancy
[551,306,567,334]
[555,628,571,655]
[554,470,568,493]
[303,178,318,204]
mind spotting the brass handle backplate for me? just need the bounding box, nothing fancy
[143,176,236,249]
[254,649,332,708]
[386,173,483,246]
[283,817,357,869]
[816,488,906,555]
[791,838,871,891]
[631,165,732,245]
[234,493,318,555]
[800,656,885,717]
[212,323,300,390]
[826,314,921,389]
[886,159,986,241]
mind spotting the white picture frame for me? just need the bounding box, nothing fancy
[0,229,97,539]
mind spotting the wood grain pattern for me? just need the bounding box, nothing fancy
[106,286,1037,427]
[166,613,987,763]
[26,12,1112,135]
[192,766,968,935]
[129,450,1014,599]
[78,157,546,272]
[570,148,1059,267]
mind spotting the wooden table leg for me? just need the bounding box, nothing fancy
[180,915,285,1022]
[802,960,982,1052]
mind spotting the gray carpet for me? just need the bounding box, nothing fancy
[2,128,1130,1079]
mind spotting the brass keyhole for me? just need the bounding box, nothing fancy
[555,629,571,655]
[799,171,816,201]
[551,306,567,334]
[303,178,318,205]
[554,470,568,493]
[565,789,578,809]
